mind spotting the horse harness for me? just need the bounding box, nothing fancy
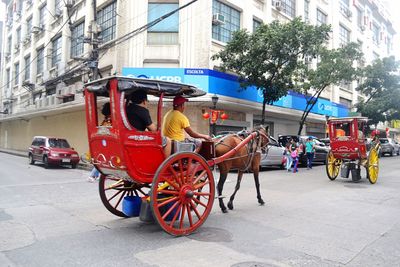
[215,129,267,172]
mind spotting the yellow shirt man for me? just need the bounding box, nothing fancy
[162,110,190,141]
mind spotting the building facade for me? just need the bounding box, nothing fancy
[0,0,397,154]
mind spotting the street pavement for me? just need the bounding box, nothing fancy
[0,152,400,267]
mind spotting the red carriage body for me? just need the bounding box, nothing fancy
[326,117,379,184]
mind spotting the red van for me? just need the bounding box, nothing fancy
[28,136,80,168]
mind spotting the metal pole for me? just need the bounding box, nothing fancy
[212,102,217,137]
[91,0,99,80]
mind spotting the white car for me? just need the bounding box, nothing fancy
[260,136,286,168]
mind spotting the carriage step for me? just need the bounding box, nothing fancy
[216,195,226,199]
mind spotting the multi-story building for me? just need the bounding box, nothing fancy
[0,0,397,154]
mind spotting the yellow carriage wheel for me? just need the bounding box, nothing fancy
[326,151,342,180]
[367,147,379,184]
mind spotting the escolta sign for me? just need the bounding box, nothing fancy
[122,67,348,117]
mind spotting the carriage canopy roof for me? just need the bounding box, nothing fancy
[327,117,368,123]
[85,76,206,98]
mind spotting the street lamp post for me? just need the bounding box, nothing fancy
[211,94,219,136]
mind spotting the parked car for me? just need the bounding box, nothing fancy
[379,138,400,156]
[319,138,330,147]
[260,136,286,168]
[28,136,80,168]
[277,135,330,166]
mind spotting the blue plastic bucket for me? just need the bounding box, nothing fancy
[122,196,142,217]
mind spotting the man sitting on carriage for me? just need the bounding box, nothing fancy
[126,90,171,157]
[162,95,212,152]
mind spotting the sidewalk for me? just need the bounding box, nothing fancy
[0,148,92,171]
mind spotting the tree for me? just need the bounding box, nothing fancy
[212,17,331,125]
[356,56,400,128]
[295,42,363,135]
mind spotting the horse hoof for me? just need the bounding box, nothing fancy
[222,208,228,213]
[259,200,265,206]
[227,202,234,210]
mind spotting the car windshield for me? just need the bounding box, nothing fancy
[48,139,70,148]
[380,139,389,144]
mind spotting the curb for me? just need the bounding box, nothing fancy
[0,149,92,171]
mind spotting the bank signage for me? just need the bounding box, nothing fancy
[122,67,348,117]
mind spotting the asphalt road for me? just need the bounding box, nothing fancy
[1,153,400,267]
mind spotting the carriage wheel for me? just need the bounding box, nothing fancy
[99,174,150,217]
[326,151,342,180]
[150,152,215,236]
[367,147,379,184]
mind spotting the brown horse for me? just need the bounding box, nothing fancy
[214,126,269,213]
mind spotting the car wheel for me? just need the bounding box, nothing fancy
[391,150,394,157]
[43,156,50,169]
[29,154,35,165]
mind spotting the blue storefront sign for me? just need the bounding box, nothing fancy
[122,67,348,117]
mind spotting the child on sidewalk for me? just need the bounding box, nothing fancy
[291,148,299,173]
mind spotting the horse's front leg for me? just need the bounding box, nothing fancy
[217,172,228,213]
[227,171,243,210]
[252,153,265,205]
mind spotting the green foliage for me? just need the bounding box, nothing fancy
[212,17,331,124]
[295,42,363,134]
[356,56,400,126]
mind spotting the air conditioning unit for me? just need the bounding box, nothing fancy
[6,21,13,28]
[360,25,366,31]
[14,44,20,51]
[23,36,31,45]
[65,0,75,8]
[15,11,22,20]
[55,9,62,18]
[212,13,225,25]
[32,25,44,34]
[273,0,282,10]
[346,9,352,18]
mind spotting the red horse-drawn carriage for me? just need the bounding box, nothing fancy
[84,76,267,236]
[326,117,380,184]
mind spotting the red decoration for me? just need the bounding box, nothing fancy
[211,110,219,124]
[220,113,228,120]
[202,112,210,119]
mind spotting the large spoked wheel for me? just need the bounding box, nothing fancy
[150,152,215,236]
[326,151,342,180]
[367,147,379,184]
[99,174,150,217]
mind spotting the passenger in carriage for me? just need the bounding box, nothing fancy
[126,90,171,157]
[162,95,212,153]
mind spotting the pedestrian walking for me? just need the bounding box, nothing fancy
[305,136,315,169]
[291,148,299,173]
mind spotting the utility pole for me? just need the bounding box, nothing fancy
[88,0,100,80]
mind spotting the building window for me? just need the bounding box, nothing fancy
[26,17,33,36]
[14,63,20,86]
[97,1,117,43]
[339,24,350,45]
[39,4,47,27]
[339,97,352,108]
[7,36,12,54]
[372,23,379,45]
[55,0,63,13]
[37,47,44,75]
[281,0,296,18]
[16,27,21,44]
[52,36,62,67]
[71,21,85,57]
[253,19,261,32]
[304,0,310,22]
[24,55,31,81]
[212,0,240,43]
[356,8,363,30]
[6,69,11,89]
[316,8,327,26]
[147,3,179,45]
